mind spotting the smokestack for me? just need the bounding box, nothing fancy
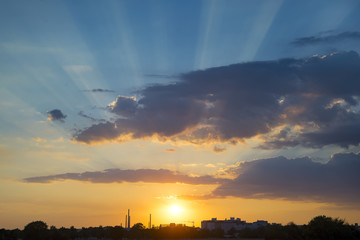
[149,214,151,229]
[128,209,130,228]
[125,215,127,229]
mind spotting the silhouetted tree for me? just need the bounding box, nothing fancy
[23,221,49,240]
[0,228,21,240]
[306,215,358,240]
[132,223,146,231]
[129,223,146,238]
[106,226,125,240]
[283,222,305,240]
[264,224,287,240]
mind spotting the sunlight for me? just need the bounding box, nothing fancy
[240,0,283,61]
[195,0,217,70]
[169,205,184,215]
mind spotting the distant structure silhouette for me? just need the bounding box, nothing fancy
[128,209,131,229]
[149,214,152,229]
[202,217,270,232]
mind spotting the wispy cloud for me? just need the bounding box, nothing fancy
[74,51,360,149]
[78,111,97,122]
[292,31,360,46]
[205,164,216,168]
[165,148,177,152]
[23,168,227,185]
[83,88,115,93]
[213,145,227,153]
[78,111,106,123]
[32,137,47,143]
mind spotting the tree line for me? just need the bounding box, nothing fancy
[1,215,360,240]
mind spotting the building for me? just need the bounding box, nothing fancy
[159,223,186,228]
[201,217,270,233]
[248,220,269,229]
[201,217,247,233]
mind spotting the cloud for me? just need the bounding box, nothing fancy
[83,88,115,93]
[74,51,360,148]
[165,148,177,152]
[78,111,97,121]
[108,96,138,118]
[213,145,227,153]
[47,109,67,122]
[23,168,226,185]
[205,153,360,205]
[78,111,106,123]
[205,164,216,168]
[75,122,121,143]
[32,137,47,143]
[292,31,360,46]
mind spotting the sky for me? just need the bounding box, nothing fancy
[1,0,360,229]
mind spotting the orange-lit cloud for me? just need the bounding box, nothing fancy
[205,164,216,168]
[32,137,48,143]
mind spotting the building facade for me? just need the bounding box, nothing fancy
[201,217,269,233]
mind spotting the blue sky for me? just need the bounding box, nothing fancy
[1,0,360,229]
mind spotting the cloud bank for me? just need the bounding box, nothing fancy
[74,51,360,149]
[207,153,360,205]
[47,109,67,122]
[24,153,360,205]
[23,168,225,185]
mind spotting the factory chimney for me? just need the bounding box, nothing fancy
[125,215,127,229]
[149,214,152,229]
[128,209,131,229]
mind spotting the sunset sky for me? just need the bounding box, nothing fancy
[1,0,360,229]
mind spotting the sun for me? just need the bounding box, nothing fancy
[169,205,184,215]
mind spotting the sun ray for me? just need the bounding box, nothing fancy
[240,0,283,61]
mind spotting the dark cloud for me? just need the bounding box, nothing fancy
[213,145,227,153]
[23,168,226,185]
[263,122,360,149]
[75,122,121,143]
[108,96,138,118]
[74,51,360,148]
[47,109,66,122]
[202,153,360,206]
[83,88,115,93]
[292,31,360,46]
